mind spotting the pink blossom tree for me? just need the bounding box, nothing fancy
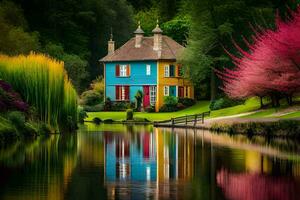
[218,7,300,107]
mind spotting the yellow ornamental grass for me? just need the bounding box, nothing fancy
[0,53,77,131]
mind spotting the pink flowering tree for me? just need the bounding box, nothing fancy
[218,7,300,107]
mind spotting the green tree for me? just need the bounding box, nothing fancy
[0,1,40,55]
[181,0,275,101]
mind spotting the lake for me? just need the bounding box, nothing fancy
[0,123,299,200]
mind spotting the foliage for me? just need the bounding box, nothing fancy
[209,97,244,111]
[80,90,102,106]
[78,106,88,123]
[62,54,89,93]
[145,105,155,113]
[164,96,178,106]
[180,0,276,100]
[0,1,40,55]
[111,101,133,111]
[104,97,112,111]
[178,97,196,107]
[135,90,143,111]
[7,111,25,129]
[126,109,134,120]
[91,76,104,94]
[0,53,77,131]
[0,80,28,112]
[93,117,102,124]
[210,120,300,137]
[219,6,300,107]
[83,103,104,112]
[159,104,179,112]
[0,116,19,145]
[161,17,190,45]
[134,7,160,36]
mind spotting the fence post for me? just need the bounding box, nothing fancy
[194,114,197,126]
[202,113,204,124]
[185,115,187,125]
[172,118,174,126]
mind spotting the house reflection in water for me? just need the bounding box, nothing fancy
[104,128,196,199]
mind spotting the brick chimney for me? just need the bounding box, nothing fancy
[134,21,144,48]
[152,20,163,51]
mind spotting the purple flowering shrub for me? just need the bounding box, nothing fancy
[0,80,29,112]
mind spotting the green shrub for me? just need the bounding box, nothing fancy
[126,109,134,120]
[159,104,179,112]
[80,90,103,106]
[145,105,155,113]
[178,98,196,107]
[210,97,244,111]
[160,96,178,112]
[7,111,25,129]
[0,116,18,145]
[23,122,38,137]
[135,90,143,111]
[38,123,52,135]
[78,107,88,123]
[83,103,104,112]
[93,117,102,124]
[111,101,131,111]
[164,96,178,106]
[176,103,185,110]
[103,119,114,124]
[104,97,112,111]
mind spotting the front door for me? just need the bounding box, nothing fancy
[143,86,150,108]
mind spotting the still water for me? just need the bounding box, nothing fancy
[0,124,300,200]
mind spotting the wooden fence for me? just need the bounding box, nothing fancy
[153,111,211,127]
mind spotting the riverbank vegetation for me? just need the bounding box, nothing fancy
[0,54,77,133]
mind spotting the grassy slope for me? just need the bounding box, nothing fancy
[86,97,300,122]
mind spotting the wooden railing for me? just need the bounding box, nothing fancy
[153,111,211,127]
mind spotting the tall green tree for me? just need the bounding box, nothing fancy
[181,0,276,100]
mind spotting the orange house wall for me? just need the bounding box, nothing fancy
[156,61,194,112]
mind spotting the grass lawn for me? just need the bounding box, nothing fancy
[86,101,210,121]
[86,97,300,122]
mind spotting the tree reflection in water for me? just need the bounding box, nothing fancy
[0,124,299,200]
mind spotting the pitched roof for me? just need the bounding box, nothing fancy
[100,36,184,62]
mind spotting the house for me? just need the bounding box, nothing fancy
[100,22,194,112]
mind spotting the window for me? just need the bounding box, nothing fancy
[120,65,127,77]
[169,65,175,77]
[116,86,130,100]
[150,86,156,105]
[164,65,169,77]
[146,64,151,75]
[178,65,184,76]
[164,86,169,96]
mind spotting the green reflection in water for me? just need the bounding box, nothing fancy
[0,124,299,200]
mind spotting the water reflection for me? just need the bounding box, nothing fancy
[0,124,299,200]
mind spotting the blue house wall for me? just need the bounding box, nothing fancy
[105,61,157,101]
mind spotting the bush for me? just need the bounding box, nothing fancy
[103,119,114,124]
[78,107,88,123]
[126,109,134,120]
[111,101,131,111]
[178,98,196,107]
[159,104,179,112]
[210,97,244,111]
[164,96,178,106]
[7,111,25,129]
[176,103,185,110]
[145,105,155,113]
[104,97,112,111]
[93,117,102,124]
[83,103,104,112]
[159,96,178,112]
[80,90,103,106]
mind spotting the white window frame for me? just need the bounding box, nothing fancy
[164,65,169,77]
[164,86,169,96]
[150,86,156,105]
[146,64,151,76]
[120,65,127,77]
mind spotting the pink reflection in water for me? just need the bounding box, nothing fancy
[217,169,300,200]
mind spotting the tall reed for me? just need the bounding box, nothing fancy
[0,53,77,131]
